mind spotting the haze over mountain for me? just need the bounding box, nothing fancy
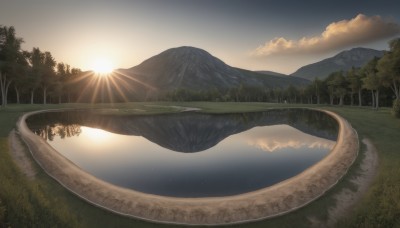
[290,47,385,80]
[119,46,309,98]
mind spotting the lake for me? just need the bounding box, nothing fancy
[26,109,338,197]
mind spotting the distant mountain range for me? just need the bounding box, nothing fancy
[80,46,385,102]
[118,46,309,99]
[290,48,385,80]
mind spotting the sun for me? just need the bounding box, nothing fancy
[90,57,114,74]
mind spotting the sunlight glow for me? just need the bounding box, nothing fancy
[73,68,156,104]
[90,57,114,74]
[82,127,112,141]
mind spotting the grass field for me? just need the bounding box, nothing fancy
[0,102,399,227]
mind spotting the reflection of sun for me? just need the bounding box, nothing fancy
[90,57,114,74]
[82,127,111,141]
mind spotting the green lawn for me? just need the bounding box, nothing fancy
[0,102,399,227]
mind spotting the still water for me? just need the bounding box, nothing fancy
[27,109,338,197]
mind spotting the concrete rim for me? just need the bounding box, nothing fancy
[16,108,359,225]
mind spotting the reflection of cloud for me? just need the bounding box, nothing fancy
[244,125,335,152]
[253,14,400,57]
[248,140,334,152]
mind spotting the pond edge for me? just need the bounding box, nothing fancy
[15,108,359,225]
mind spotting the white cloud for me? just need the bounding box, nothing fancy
[253,14,400,56]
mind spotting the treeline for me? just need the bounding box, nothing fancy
[160,82,392,106]
[0,26,87,107]
[164,86,273,102]
[162,84,320,103]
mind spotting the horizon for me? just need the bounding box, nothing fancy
[1,0,400,74]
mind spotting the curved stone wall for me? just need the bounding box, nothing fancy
[16,109,359,225]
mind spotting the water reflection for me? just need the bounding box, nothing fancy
[28,109,338,152]
[27,109,338,197]
[245,125,335,152]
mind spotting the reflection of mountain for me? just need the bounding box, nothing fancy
[26,109,338,153]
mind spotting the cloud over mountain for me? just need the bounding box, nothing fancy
[253,14,400,56]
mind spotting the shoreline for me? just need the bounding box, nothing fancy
[15,108,359,225]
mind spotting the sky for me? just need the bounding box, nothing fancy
[1,0,399,74]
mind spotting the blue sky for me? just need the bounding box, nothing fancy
[1,0,399,74]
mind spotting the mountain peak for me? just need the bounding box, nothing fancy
[127,46,245,91]
[157,46,227,67]
[336,47,382,58]
[168,46,210,53]
[159,46,213,60]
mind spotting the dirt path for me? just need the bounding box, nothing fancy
[310,138,379,227]
[8,129,37,180]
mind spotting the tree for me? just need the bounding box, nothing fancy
[304,84,314,104]
[298,86,306,104]
[346,67,363,106]
[27,48,44,104]
[272,88,283,103]
[56,62,72,103]
[312,78,323,104]
[327,71,347,105]
[11,50,30,104]
[67,68,82,103]
[377,38,400,100]
[286,85,298,103]
[40,52,57,104]
[362,57,382,109]
[0,26,25,107]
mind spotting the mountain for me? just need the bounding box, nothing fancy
[256,70,288,77]
[291,48,385,80]
[125,46,246,90]
[236,68,310,89]
[118,46,309,98]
